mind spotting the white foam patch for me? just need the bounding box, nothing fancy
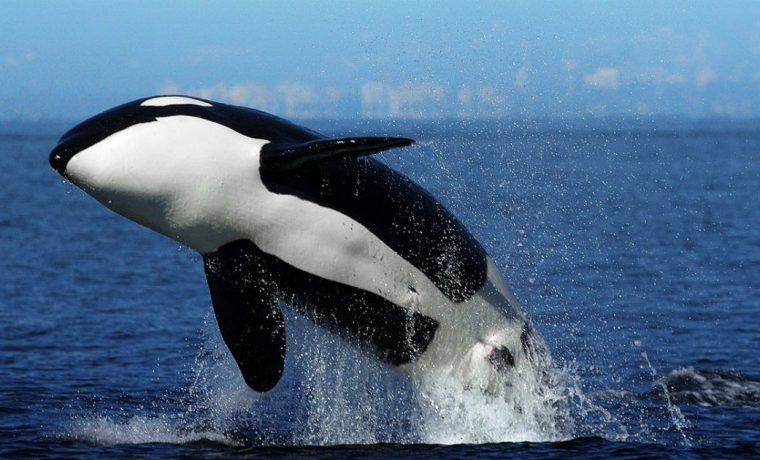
[141,96,212,107]
[66,414,240,446]
[414,346,596,444]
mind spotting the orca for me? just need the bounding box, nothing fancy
[50,95,539,394]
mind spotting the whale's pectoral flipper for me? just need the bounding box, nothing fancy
[260,136,415,171]
[203,240,286,392]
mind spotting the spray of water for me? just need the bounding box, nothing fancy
[63,314,258,447]
[65,309,628,447]
[66,412,238,446]
[415,331,630,444]
[291,315,420,445]
[636,340,691,447]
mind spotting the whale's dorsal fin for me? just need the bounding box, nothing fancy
[203,240,285,392]
[260,137,414,171]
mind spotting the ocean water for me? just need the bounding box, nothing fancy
[1,117,759,458]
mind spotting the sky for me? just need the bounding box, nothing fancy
[2,0,760,119]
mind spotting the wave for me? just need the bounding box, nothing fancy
[655,367,760,408]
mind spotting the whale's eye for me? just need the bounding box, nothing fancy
[489,346,515,371]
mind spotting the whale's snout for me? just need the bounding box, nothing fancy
[49,140,76,176]
[50,111,113,176]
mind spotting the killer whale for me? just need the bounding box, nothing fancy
[50,95,537,393]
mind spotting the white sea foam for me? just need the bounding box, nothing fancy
[66,413,239,446]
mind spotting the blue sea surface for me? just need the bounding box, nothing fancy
[1,117,759,458]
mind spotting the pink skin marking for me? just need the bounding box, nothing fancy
[483,343,495,361]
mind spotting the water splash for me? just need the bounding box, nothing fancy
[636,341,691,447]
[413,334,626,444]
[62,313,258,447]
[64,311,626,448]
[65,413,239,446]
[285,310,627,445]
[181,314,266,439]
[292,320,420,445]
